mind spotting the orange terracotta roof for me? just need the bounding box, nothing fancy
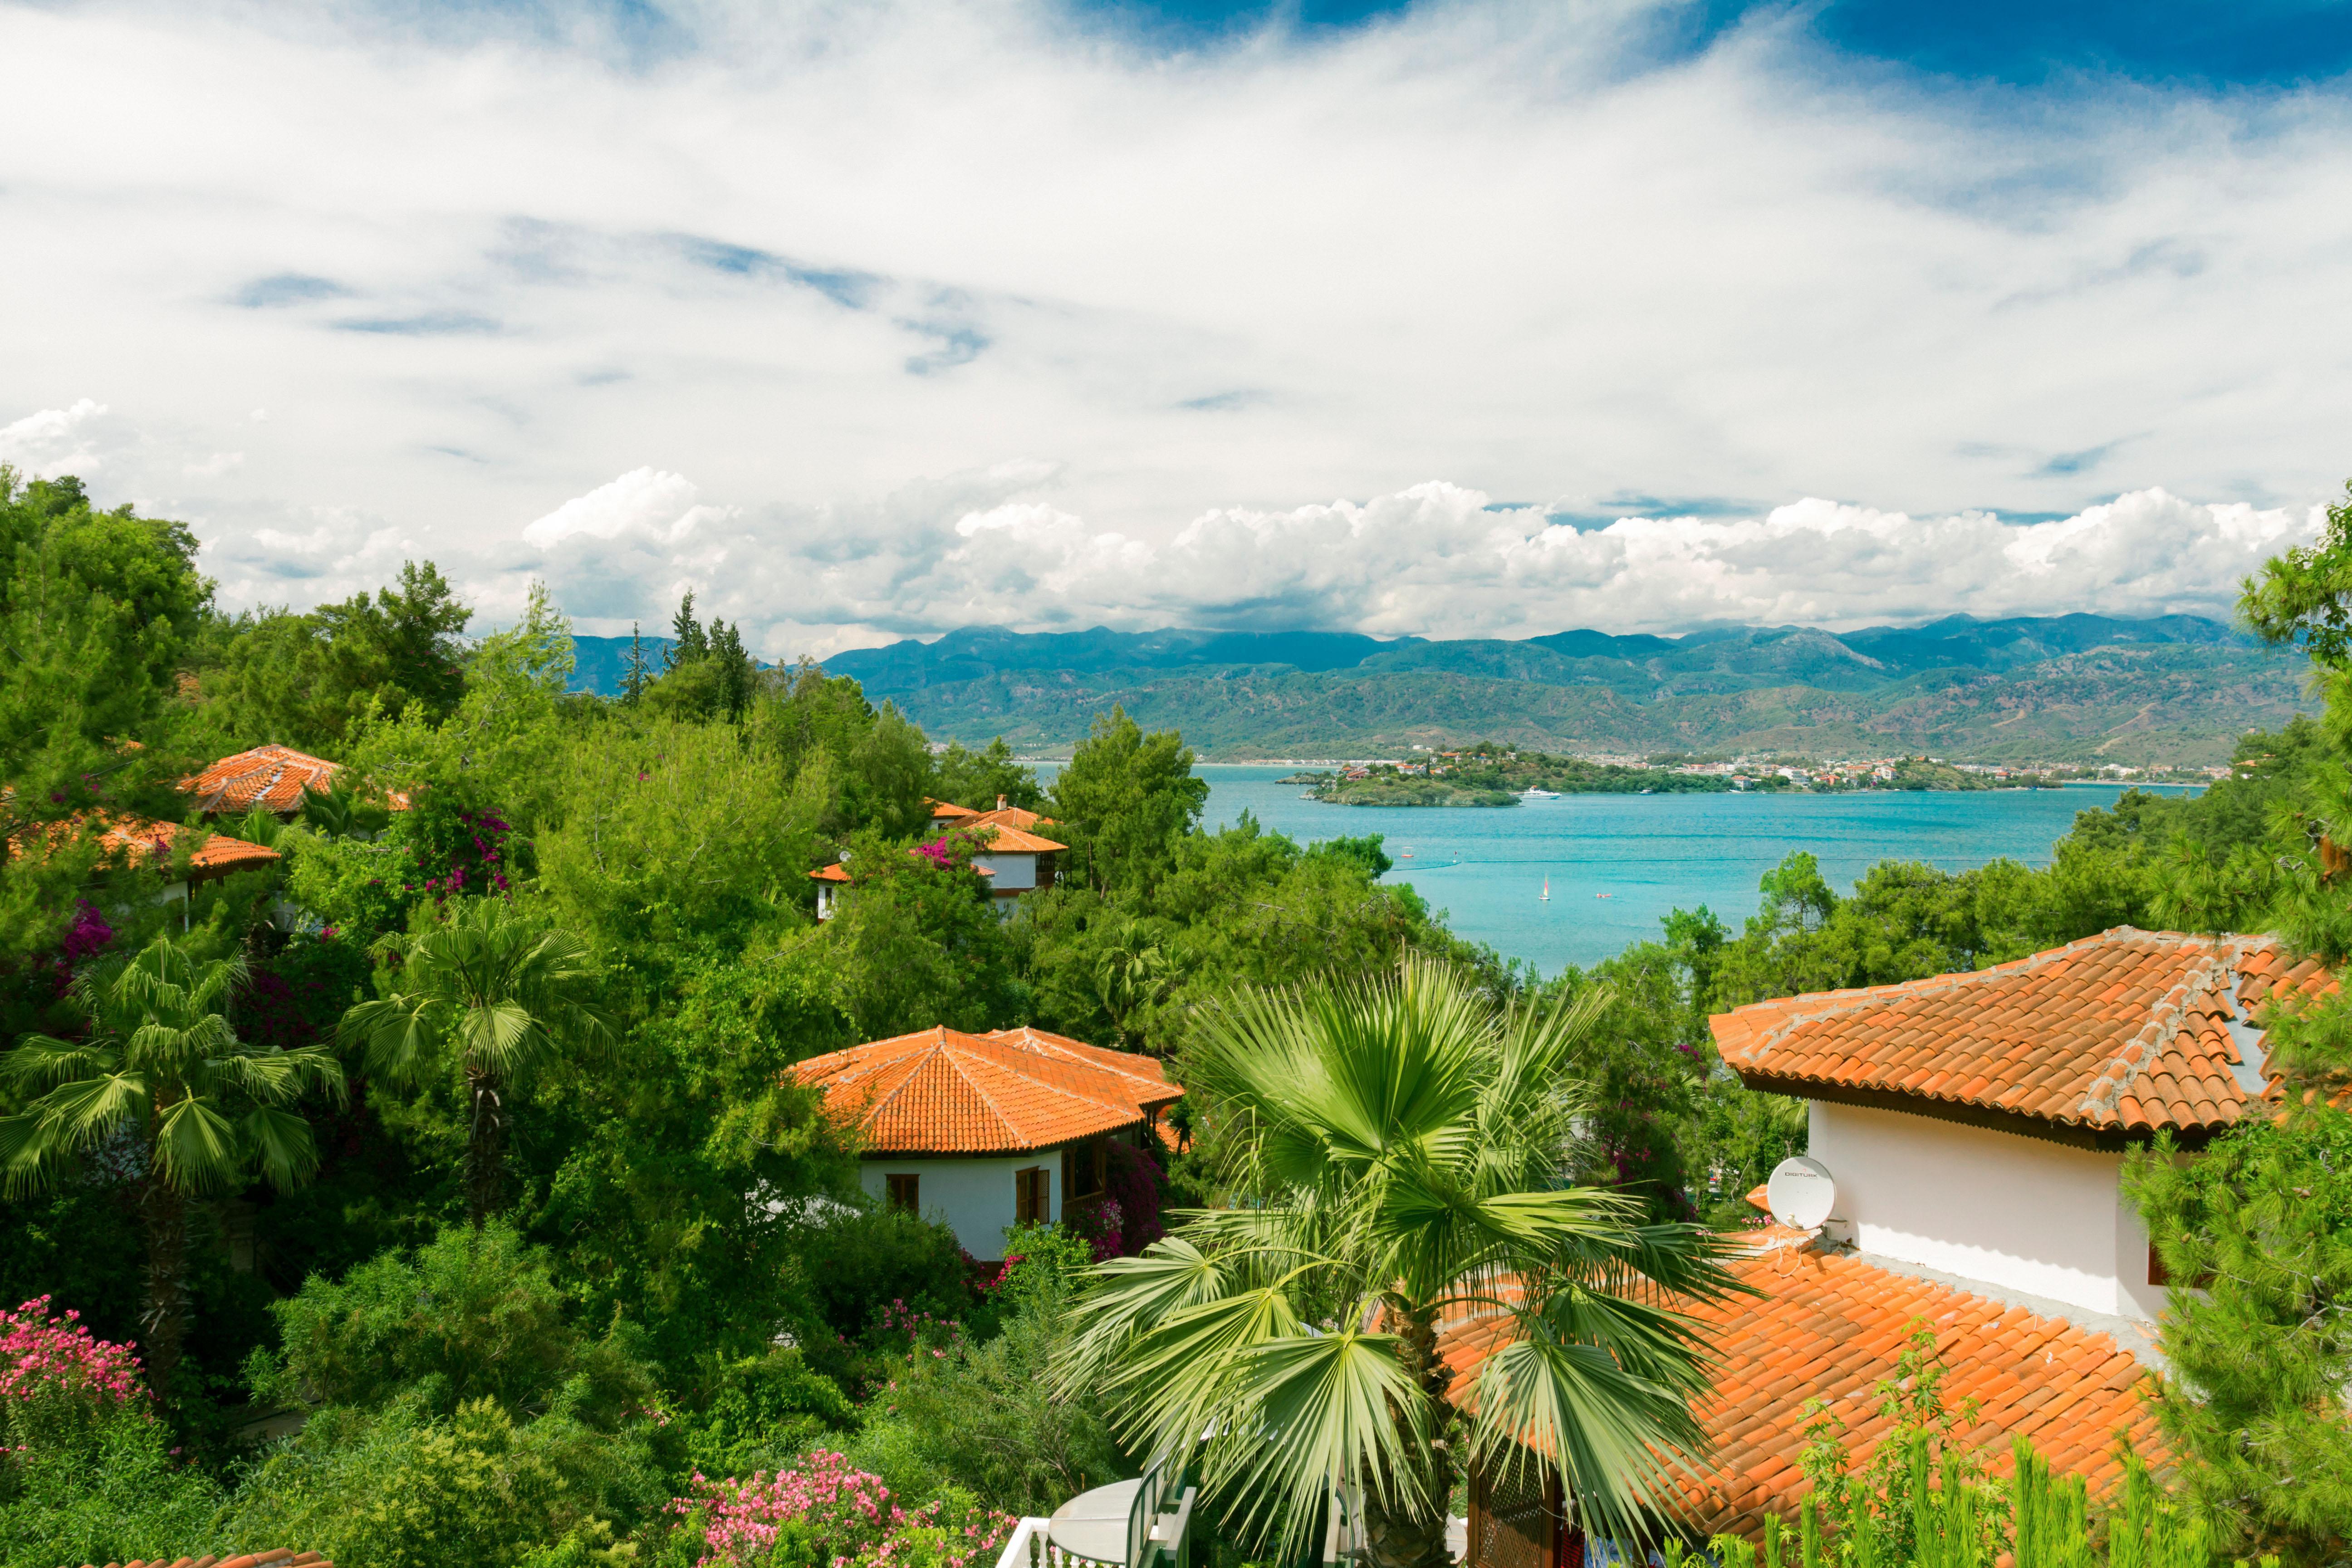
[1436,1237,2165,1538]
[792,1025,1181,1155]
[74,1550,328,1568]
[809,863,851,883]
[968,804,1058,833]
[38,815,281,877]
[970,822,1068,854]
[926,798,983,821]
[182,745,345,813]
[1710,926,2314,1139]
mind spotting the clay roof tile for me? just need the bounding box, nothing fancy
[791,1025,1181,1154]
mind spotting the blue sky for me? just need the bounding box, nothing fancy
[1,0,2347,650]
[1095,0,2352,86]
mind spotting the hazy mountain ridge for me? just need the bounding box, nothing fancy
[570,615,2307,764]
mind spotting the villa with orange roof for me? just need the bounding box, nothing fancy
[791,1025,1180,1259]
[902,797,1066,916]
[1442,925,2322,1558]
[182,744,410,818]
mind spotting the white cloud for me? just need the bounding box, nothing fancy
[523,468,729,548]
[0,2,2347,649]
[0,399,111,478]
[186,450,244,477]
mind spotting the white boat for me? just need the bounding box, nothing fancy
[1540,875,1550,902]
[1520,788,1560,800]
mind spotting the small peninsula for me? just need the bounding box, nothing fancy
[1288,745,2028,806]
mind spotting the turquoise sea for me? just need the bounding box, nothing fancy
[1184,766,2199,974]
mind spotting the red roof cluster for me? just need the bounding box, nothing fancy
[1436,1235,2164,1538]
[792,1025,1181,1154]
[1710,926,2324,1139]
[925,797,1065,849]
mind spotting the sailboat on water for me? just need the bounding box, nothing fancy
[1540,875,1550,903]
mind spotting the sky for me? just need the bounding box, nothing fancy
[4,0,2351,656]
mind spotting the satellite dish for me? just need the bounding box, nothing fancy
[1766,1156,1836,1231]
[838,850,853,863]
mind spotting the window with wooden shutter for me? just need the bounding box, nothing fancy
[1015,1166,1049,1225]
[886,1173,919,1213]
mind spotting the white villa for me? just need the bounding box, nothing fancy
[1438,925,2319,1557]
[791,1024,1181,1260]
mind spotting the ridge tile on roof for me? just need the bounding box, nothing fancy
[1710,926,2318,1138]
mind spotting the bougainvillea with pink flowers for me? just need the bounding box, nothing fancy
[668,1450,1011,1568]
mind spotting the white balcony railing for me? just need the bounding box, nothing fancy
[996,1517,1073,1568]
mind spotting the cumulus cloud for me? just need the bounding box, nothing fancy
[0,399,112,478]
[523,468,728,548]
[510,471,2317,651]
[1,2,2347,650]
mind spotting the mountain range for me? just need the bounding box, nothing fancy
[568,613,2315,764]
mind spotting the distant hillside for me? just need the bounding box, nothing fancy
[572,633,676,695]
[803,614,2310,766]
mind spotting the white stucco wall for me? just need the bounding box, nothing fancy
[1806,1101,2157,1319]
[970,852,1038,892]
[858,1152,1061,1259]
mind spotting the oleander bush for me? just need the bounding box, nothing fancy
[0,1299,224,1568]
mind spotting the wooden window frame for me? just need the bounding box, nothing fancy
[886,1173,919,1213]
[1015,1166,1050,1225]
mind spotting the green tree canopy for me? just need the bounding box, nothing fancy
[201,560,470,751]
[1049,706,1209,897]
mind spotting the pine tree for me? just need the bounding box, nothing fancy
[710,617,755,720]
[2121,473,2352,1564]
[620,621,650,705]
[666,590,708,670]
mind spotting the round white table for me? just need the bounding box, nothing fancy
[1049,1477,1144,1565]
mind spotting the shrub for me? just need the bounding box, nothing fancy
[675,1349,858,1484]
[851,1230,1122,1517]
[250,1221,655,1426]
[0,1299,222,1568]
[222,1395,667,1568]
[793,1208,973,1348]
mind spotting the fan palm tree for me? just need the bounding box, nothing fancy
[339,896,613,1227]
[0,934,345,1390]
[1061,956,1749,1568]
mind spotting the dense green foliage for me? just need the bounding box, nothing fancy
[1,469,2340,1567]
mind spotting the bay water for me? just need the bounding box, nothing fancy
[1186,765,2196,974]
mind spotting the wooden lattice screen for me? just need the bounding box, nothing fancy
[1468,1457,1580,1568]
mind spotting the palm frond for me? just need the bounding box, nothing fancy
[1465,1320,1709,1546]
[0,1114,74,1197]
[152,1096,245,1195]
[240,1104,321,1188]
[340,994,444,1085]
[0,1033,122,1090]
[1209,1326,1429,1553]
